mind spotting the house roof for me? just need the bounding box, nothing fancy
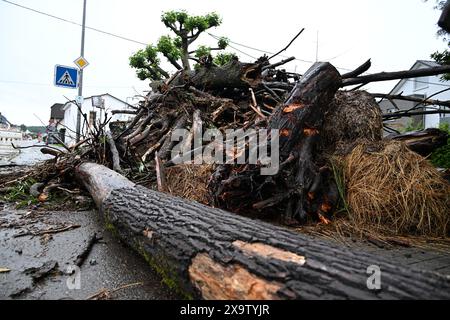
[90,93,133,107]
[416,60,441,68]
[0,113,10,125]
[387,60,442,95]
[50,103,65,120]
[62,93,134,110]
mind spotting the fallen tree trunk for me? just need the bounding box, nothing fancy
[387,128,449,156]
[209,62,342,223]
[172,59,262,91]
[76,162,450,300]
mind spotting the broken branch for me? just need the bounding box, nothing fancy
[342,65,450,86]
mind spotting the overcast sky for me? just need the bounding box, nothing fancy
[0,0,448,126]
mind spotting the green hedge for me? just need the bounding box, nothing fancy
[430,123,450,169]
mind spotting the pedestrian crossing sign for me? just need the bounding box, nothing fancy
[54,65,78,89]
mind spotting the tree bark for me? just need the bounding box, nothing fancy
[342,65,450,87]
[387,128,449,156]
[105,130,123,173]
[172,59,262,91]
[341,59,372,79]
[76,162,450,300]
[438,0,450,33]
[209,62,342,223]
[373,93,450,108]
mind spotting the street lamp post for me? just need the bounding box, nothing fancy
[76,0,87,142]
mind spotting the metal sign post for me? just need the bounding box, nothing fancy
[76,0,87,143]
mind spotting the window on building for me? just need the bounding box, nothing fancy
[89,111,97,126]
[413,76,429,91]
[384,108,397,123]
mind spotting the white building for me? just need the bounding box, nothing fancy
[0,112,22,158]
[379,60,450,132]
[62,93,135,146]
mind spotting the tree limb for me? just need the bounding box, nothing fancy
[372,93,450,108]
[262,56,296,71]
[111,110,137,115]
[269,28,305,60]
[342,65,450,86]
[105,131,123,173]
[341,59,372,78]
[383,109,450,120]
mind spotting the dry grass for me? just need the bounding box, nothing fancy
[165,164,215,205]
[295,217,450,251]
[338,140,450,237]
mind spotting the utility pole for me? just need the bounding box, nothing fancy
[315,30,319,62]
[76,0,87,142]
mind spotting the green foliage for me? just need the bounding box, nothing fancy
[217,37,229,49]
[431,49,450,80]
[157,35,182,60]
[182,12,221,32]
[26,126,46,134]
[213,52,237,66]
[129,45,166,81]
[2,178,39,209]
[331,160,350,215]
[161,10,188,26]
[402,119,424,133]
[194,45,211,58]
[130,10,228,81]
[136,69,151,81]
[430,123,450,168]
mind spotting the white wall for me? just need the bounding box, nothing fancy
[63,95,134,146]
[392,64,450,129]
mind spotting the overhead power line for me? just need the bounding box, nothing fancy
[209,33,450,88]
[2,0,449,90]
[208,32,316,65]
[0,0,148,46]
[0,79,135,89]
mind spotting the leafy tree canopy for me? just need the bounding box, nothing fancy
[130,10,236,81]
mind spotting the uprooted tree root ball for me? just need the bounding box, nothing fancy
[321,90,383,155]
[2,55,450,246]
[340,140,450,237]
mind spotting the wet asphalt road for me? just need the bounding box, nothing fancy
[0,141,179,300]
[0,140,55,166]
[2,141,450,299]
[0,208,178,300]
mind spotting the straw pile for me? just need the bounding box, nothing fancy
[341,140,450,237]
[165,164,214,205]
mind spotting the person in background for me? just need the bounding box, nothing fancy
[46,118,57,145]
